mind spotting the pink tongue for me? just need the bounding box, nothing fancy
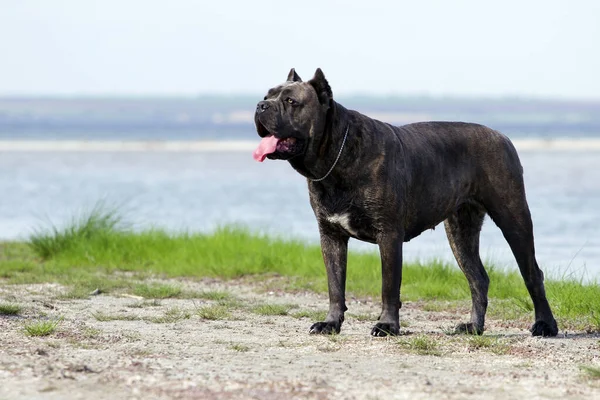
[253,135,279,162]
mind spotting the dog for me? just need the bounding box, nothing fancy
[253,68,558,337]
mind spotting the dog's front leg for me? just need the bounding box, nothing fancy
[309,231,349,335]
[372,231,403,336]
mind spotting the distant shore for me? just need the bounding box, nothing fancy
[2,138,600,152]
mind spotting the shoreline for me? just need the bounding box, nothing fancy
[1,138,600,152]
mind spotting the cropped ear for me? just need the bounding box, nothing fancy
[286,68,302,82]
[308,68,332,105]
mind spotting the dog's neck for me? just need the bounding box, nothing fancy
[289,100,354,183]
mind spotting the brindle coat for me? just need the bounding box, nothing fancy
[254,68,558,337]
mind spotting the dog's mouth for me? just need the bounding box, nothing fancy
[253,135,302,162]
[254,118,306,162]
[256,120,271,138]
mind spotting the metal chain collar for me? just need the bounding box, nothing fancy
[309,126,349,182]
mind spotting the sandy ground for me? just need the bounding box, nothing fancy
[1,279,600,400]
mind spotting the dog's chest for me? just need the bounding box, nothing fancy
[322,209,378,243]
[311,186,381,243]
[326,213,358,236]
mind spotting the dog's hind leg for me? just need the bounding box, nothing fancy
[444,203,488,335]
[485,194,558,337]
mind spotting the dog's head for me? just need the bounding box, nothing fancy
[253,68,332,162]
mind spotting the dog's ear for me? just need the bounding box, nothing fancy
[308,68,332,105]
[286,68,302,82]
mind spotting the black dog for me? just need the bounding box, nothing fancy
[253,68,558,337]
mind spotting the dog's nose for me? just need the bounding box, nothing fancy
[257,101,270,113]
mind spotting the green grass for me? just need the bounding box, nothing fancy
[91,312,140,322]
[83,327,102,338]
[398,335,442,356]
[349,313,376,322]
[197,305,231,320]
[421,300,468,313]
[580,365,600,380]
[0,206,599,331]
[291,310,328,320]
[0,303,23,315]
[149,307,192,323]
[24,318,62,336]
[29,202,123,260]
[190,290,233,301]
[133,283,182,299]
[229,343,250,352]
[466,335,509,354]
[252,303,297,316]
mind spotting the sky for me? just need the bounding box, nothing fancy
[1,0,599,99]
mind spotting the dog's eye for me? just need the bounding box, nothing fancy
[263,96,267,100]
[286,98,297,105]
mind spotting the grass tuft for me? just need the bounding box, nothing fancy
[24,318,62,336]
[349,313,377,322]
[252,303,297,316]
[29,202,123,260]
[133,283,182,299]
[92,312,140,322]
[149,307,191,323]
[398,335,442,356]
[197,305,231,320]
[467,335,495,350]
[190,290,233,301]
[229,343,250,352]
[580,365,600,380]
[83,327,102,338]
[291,310,327,321]
[0,303,23,315]
[466,335,509,354]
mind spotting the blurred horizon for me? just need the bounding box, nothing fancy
[2,95,600,141]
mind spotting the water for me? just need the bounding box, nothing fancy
[1,147,598,278]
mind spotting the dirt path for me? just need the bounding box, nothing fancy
[1,279,600,399]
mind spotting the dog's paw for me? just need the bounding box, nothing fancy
[370,322,399,337]
[454,322,484,335]
[309,321,341,335]
[530,320,558,337]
